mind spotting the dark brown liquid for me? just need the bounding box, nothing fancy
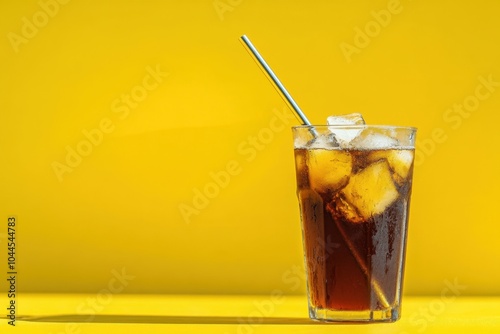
[295,148,413,311]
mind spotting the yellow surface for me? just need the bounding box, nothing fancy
[1,1,500,295]
[1,294,500,333]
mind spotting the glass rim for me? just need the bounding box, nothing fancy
[292,125,417,131]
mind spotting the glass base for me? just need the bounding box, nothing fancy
[309,306,400,323]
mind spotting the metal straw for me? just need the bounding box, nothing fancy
[240,35,391,308]
[240,35,315,130]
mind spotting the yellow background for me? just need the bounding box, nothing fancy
[0,0,499,296]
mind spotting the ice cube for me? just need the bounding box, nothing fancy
[308,149,352,194]
[327,113,365,147]
[350,129,398,150]
[294,136,309,149]
[327,113,365,126]
[368,149,414,184]
[308,133,337,149]
[340,160,399,221]
[298,127,338,149]
[294,149,309,189]
[388,150,414,181]
[328,194,364,224]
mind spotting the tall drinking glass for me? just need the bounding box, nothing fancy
[293,125,416,322]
